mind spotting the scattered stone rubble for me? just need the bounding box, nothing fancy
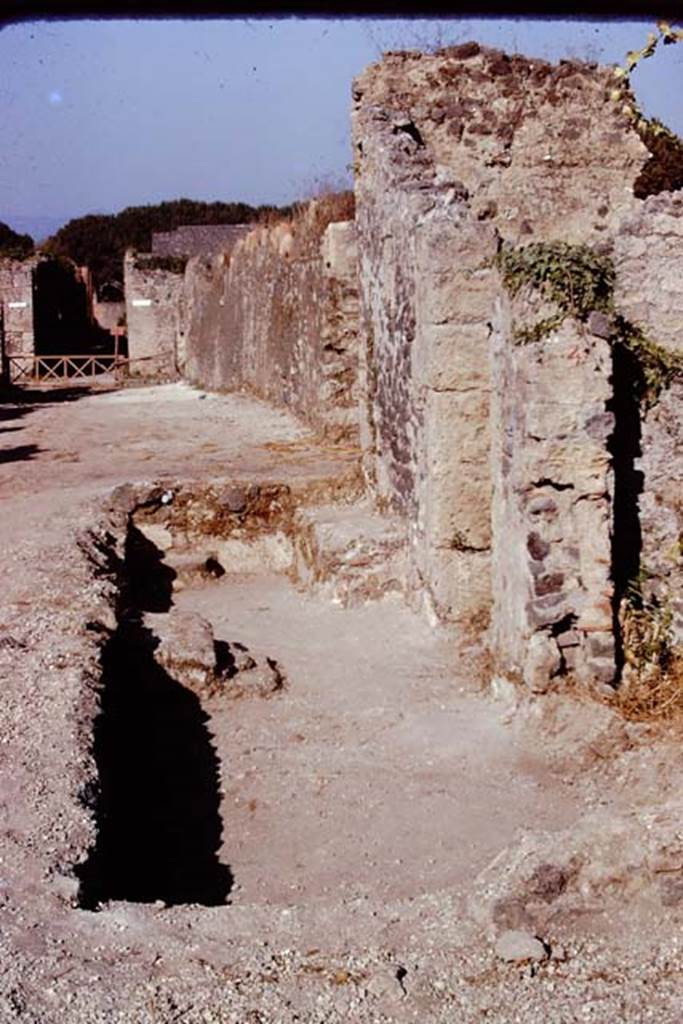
[147,608,285,699]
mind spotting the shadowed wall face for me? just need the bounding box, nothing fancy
[613,193,683,652]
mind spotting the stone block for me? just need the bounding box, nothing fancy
[322,221,357,279]
[415,320,492,392]
[421,389,492,549]
[523,632,562,693]
[148,609,217,693]
[421,547,491,626]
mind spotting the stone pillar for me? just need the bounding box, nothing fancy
[351,44,648,632]
[412,209,498,625]
[124,251,185,377]
[0,258,37,373]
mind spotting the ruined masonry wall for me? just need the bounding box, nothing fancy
[614,193,683,646]
[116,45,681,698]
[490,297,616,692]
[182,217,361,443]
[0,258,36,363]
[351,44,648,629]
[123,253,185,376]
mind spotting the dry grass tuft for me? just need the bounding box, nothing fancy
[611,654,683,723]
[606,582,683,724]
[255,185,355,251]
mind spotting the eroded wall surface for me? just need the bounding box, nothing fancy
[152,224,251,259]
[183,214,361,442]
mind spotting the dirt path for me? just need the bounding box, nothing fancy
[1,382,682,1023]
[178,575,572,911]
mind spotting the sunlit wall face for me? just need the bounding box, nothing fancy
[0,17,680,237]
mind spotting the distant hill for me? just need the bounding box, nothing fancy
[0,221,34,259]
[43,198,290,294]
[2,215,66,245]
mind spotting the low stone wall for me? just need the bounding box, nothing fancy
[182,210,361,442]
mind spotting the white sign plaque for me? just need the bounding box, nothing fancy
[132,298,153,308]
[8,301,28,309]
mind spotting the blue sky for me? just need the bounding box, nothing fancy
[1,17,681,240]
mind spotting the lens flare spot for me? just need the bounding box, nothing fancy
[48,90,63,105]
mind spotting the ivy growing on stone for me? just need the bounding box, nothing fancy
[496,240,615,323]
[613,316,683,408]
[609,22,683,197]
[496,240,683,408]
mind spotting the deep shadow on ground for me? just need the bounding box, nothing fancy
[77,525,232,909]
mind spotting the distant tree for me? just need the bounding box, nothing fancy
[42,198,285,292]
[0,221,34,259]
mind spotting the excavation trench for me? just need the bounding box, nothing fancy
[76,484,294,910]
[76,482,579,913]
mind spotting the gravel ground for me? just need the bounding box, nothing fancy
[0,382,681,1022]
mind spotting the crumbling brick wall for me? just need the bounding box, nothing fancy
[182,209,361,443]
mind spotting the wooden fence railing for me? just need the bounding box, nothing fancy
[7,354,126,384]
[5,352,176,386]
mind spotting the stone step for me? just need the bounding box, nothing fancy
[292,501,409,607]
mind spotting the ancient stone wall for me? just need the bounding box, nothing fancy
[351,45,651,634]
[613,192,683,649]
[112,43,682,700]
[0,258,36,365]
[123,252,186,376]
[490,295,616,693]
[182,211,361,442]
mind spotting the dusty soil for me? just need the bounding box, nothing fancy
[1,382,682,1023]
